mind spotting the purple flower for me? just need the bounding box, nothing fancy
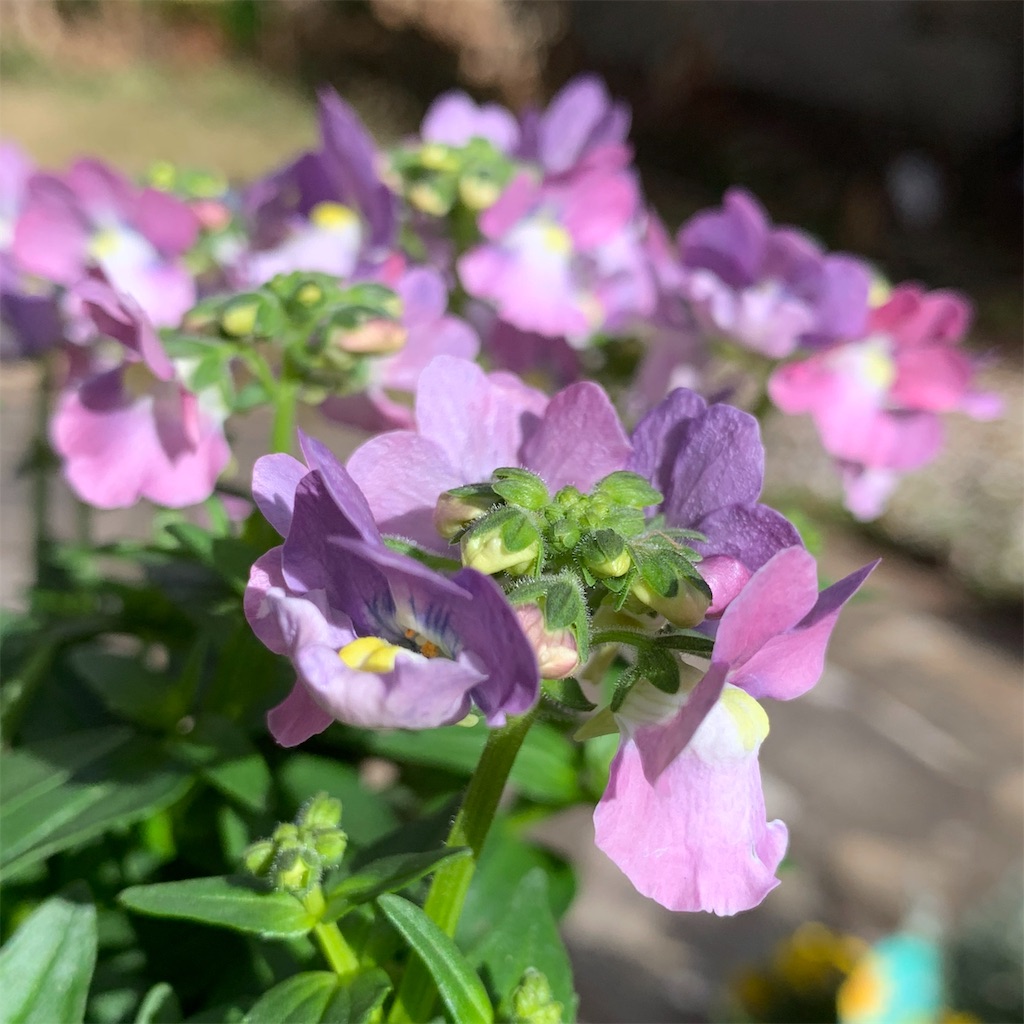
[628,387,802,612]
[593,546,876,915]
[240,90,396,286]
[245,432,539,742]
[11,158,199,328]
[458,150,656,343]
[769,284,1002,519]
[345,355,631,553]
[677,188,871,358]
[421,92,520,154]
[519,75,631,176]
[0,143,63,358]
[320,263,479,432]
[50,273,229,508]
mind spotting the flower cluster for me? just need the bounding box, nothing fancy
[0,73,994,929]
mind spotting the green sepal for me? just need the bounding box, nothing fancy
[490,467,550,510]
[593,471,663,509]
[637,646,681,695]
[542,677,596,713]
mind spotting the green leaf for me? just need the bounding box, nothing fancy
[490,468,549,510]
[323,848,471,921]
[171,716,271,813]
[377,894,493,1024]
[364,721,582,805]
[243,970,390,1024]
[0,729,192,879]
[0,884,97,1024]
[134,983,181,1024]
[71,647,189,730]
[119,876,317,940]
[466,869,576,1020]
[652,629,714,656]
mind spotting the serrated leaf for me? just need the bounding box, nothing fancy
[323,848,471,922]
[0,884,97,1024]
[465,869,577,1020]
[0,730,192,879]
[377,894,493,1024]
[119,877,316,939]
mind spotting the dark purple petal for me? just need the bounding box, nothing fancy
[298,431,381,543]
[446,568,540,723]
[693,503,802,570]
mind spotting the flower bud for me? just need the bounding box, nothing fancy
[311,829,348,868]
[433,486,497,541]
[297,792,343,831]
[580,529,631,578]
[459,173,502,211]
[242,839,276,879]
[461,510,542,576]
[630,576,711,629]
[273,847,320,894]
[331,317,407,355]
[511,968,563,1024]
[515,604,580,680]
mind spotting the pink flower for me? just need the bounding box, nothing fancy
[12,159,198,328]
[51,274,229,508]
[593,546,875,915]
[768,285,1002,519]
[458,149,656,344]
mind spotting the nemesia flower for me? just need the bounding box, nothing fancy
[0,142,62,357]
[421,92,520,154]
[593,546,876,915]
[458,148,655,344]
[519,74,631,176]
[245,432,539,742]
[345,355,631,553]
[12,158,199,328]
[320,264,479,431]
[50,272,229,508]
[677,188,871,358]
[629,387,802,612]
[768,284,1003,519]
[240,89,395,286]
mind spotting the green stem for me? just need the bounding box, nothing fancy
[304,887,360,976]
[388,708,537,1023]
[31,356,55,582]
[270,379,298,455]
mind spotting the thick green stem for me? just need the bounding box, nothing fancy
[304,887,360,976]
[388,708,537,1023]
[270,379,298,455]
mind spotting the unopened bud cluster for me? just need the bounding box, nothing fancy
[433,468,713,696]
[385,138,515,216]
[243,792,347,895]
[511,968,564,1024]
[182,273,405,397]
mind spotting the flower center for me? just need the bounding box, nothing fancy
[719,686,770,752]
[338,636,402,673]
[310,202,359,232]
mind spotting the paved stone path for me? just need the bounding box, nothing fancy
[1,361,1020,1022]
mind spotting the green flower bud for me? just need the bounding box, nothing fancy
[511,968,564,1024]
[311,829,348,868]
[459,173,502,210]
[580,529,631,578]
[242,839,276,879]
[433,485,497,540]
[419,143,459,172]
[273,847,320,894]
[297,792,343,831]
[594,470,663,509]
[630,576,710,628]
[461,510,542,576]
[220,298,260,338]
